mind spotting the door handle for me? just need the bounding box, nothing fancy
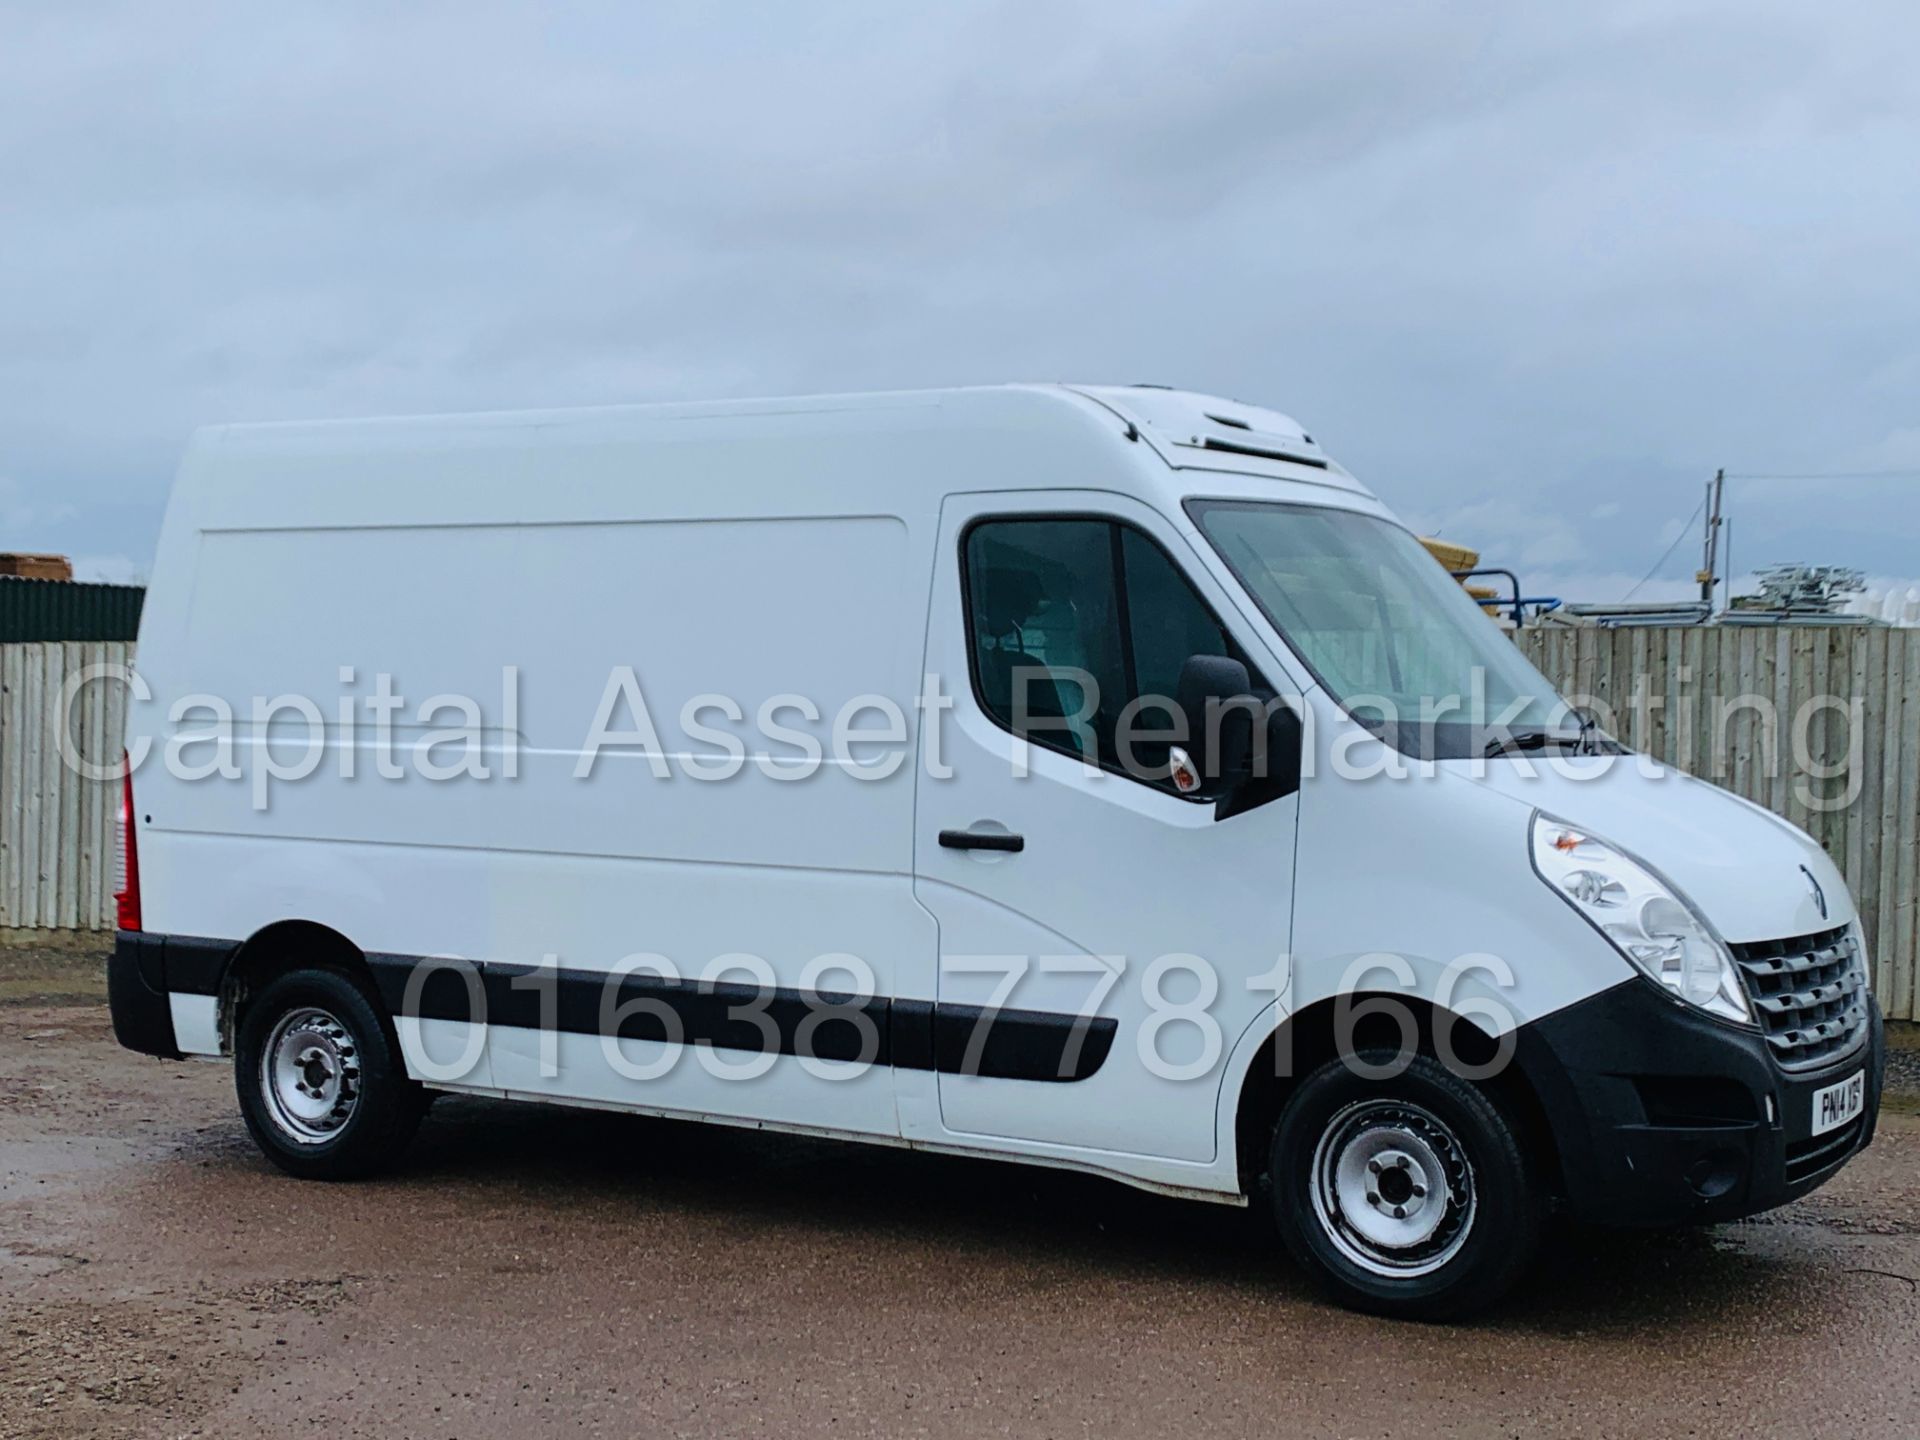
[939,829,1025,853]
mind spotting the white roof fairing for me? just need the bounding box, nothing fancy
[1060,383,1367,496]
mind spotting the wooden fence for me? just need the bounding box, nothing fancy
[1520,624,1920,1022]
[0,642,131,933]
[2,629,1917,1020]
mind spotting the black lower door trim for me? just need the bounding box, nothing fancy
[361,952,1114,1083]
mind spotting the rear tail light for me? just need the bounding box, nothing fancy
[115,756,142,932]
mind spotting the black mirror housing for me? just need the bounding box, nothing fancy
[1263,703,1303,797]
[1216,703,1303,819]
[1174,654,1255,796]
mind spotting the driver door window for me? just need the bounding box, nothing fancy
[962,517,1250,785]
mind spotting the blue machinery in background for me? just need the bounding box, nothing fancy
[1452,568,1561,626]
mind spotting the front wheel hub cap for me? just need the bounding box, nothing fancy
[1310,1099,1477,1278]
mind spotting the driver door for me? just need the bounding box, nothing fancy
[903,491,1302,1164]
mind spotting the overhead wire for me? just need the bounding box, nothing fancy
[1622,493,1708,601]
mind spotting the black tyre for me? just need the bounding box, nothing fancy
[235,966,425,1180]
[1269,1051,1542,1320]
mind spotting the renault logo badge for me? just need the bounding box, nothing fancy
[1800,864,1828,921]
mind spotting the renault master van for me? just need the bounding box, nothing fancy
[107,385,1884,1318]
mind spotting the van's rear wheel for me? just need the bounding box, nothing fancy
[236,967,424,1180]
[1270,1052,1541,1320]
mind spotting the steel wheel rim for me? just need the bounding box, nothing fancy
[1309,1098,1477,1278]
[261,1006,361,1144]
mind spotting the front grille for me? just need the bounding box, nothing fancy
[1728,924,1869,1072]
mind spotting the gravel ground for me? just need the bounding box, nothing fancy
[1882,1020,1920,1104]
[3,942,1918,1439]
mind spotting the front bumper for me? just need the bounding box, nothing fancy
[1516,977,1884,1227]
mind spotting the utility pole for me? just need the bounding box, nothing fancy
[1698,467,1726,609]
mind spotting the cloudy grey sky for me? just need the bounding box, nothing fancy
[4,1,1918,604]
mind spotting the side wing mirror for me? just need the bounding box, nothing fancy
[1174,654,1255,799]
[1174,654,1305,819]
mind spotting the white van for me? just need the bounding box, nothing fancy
[108,384,1884,1317]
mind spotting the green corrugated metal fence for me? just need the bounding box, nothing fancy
[0,577,144,643]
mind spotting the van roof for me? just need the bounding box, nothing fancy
[202,383,1323,455]
[182,383,1374,519]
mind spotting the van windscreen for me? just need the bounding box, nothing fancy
[1185,499,1571,760]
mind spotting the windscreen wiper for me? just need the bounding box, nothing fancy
[1482,728,1585,757]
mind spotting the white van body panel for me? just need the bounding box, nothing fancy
[168,992,220,1055]
[1287,753,1634,1024]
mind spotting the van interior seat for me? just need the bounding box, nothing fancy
[974,567,1088,760]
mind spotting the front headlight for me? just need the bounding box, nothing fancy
[1530,813,1752,1025]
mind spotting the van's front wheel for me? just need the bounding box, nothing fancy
[1270,1053,1541,1320]
[235,967,424,1180]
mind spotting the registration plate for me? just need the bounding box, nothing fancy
[1811,1070,1866,1137]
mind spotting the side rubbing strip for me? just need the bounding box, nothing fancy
[932,1003,1116,1082]
[360,952,1114,1083]
[887,997,937,1073]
